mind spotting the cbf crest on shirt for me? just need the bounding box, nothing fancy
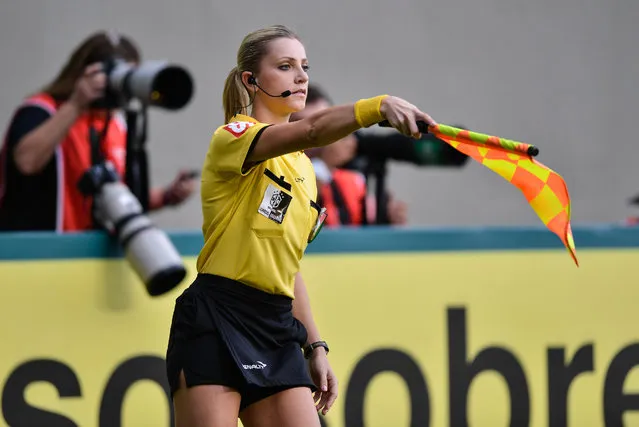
[196,114,320,299]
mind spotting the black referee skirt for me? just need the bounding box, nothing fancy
[165,273,316,411]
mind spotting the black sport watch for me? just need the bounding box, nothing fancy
[304,340,329,359]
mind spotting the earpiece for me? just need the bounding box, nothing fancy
[244,73,291,99]
[235,70,293,116]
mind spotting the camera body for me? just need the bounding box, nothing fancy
[94,57,194,111]
[79,162,187,297]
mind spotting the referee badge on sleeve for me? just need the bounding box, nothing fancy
[258,184,292,224]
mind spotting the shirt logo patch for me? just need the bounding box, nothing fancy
[223,121,255,138]
[258,184,292,224]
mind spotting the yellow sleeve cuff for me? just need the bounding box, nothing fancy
[354,95,388,128]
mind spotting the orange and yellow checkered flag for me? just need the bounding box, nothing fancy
[431,124,578,266]
[378,120,577,265]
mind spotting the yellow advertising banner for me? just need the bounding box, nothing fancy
[1,244,638,427]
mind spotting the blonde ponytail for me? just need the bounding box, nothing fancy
[222,67,249,123]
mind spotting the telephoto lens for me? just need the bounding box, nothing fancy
[79,162,187,296]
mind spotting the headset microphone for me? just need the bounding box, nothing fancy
[248,75,291,98]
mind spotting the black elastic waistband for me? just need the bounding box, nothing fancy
[194,273,293,311]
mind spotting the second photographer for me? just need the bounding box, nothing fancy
[0,31,196,233]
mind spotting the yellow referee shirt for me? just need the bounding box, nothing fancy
[196,114,319,299]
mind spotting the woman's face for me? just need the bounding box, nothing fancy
[253,37,309,115]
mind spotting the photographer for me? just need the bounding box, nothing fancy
[0,31,196,232]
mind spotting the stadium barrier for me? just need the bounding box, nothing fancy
[1,224,638,427]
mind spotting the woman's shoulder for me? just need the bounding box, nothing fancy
[204,114,271,176]
[20,92,58,114]
[211,114,267,141]
[10,92,58,121]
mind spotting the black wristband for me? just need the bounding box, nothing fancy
[304,340,329,359]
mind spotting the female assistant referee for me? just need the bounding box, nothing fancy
[165,24,437,427]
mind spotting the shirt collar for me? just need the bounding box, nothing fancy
[230,114,258,124]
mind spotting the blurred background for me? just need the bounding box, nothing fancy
[2,0,637,230]
[1,1,639,427]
